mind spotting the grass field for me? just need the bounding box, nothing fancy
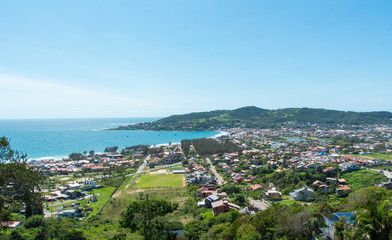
[134,174,184,188]
[85,186,116,220]
[348,153,392,161]
[365,153,392,161]
[278,199,297,206]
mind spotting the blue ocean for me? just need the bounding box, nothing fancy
[0,118,218,160]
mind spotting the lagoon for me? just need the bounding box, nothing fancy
[0,118,218,160]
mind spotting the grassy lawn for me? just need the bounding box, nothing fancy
[85,186,116,220]
[366,153,392,161]
[278,199,299,206]
[342,169,388,191]
[134,174,184,188]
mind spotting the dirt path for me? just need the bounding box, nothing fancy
[112,190,122,198]
[182,176,186,187]
[126,189,145,194]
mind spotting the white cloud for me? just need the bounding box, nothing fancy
[0,75,159,118]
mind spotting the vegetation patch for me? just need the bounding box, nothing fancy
[361,153,392,161]
[85,186,116,220]
[134,174,184,188]
[342,170,388,191]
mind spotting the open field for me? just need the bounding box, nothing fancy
[85,186,116,220]
[364,153,392,161]
[347,153,392,161]
[134,174,184,188]
[83,187,193,239]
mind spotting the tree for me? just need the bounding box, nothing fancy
[236,223,261,240]
[233,194,246,206]
[68,153,85,161]
[348,186,392,209]
[184,221,208,240]
[89,150,95,157]
[354,200,392,240]
[222,184,242,196]
[0,137,46,220]
[105,146,119,153]
[62,229,87,240]
[120,199,178,239]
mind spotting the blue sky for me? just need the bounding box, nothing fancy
[1,0,391,118]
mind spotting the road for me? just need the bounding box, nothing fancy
[137,155,150,174]
[364,167,392,180]
[205,157,226,186]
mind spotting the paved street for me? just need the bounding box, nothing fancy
[205,157,226,186]
[136,155,150,174]
[366,167,392,180]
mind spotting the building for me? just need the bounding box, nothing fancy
[320,212,355,240]
[211,201,241,216]
[205,195,220,208]
[289,186,314,201]
[0,221,22,229]
[265,189,282,200]
[340,162,359,172]
[249,184,263,192]
[336,185,351,197]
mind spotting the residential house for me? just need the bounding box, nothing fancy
[289,186,314,201]
[205,195,220,208]
[211,201,241,216]
[265,188,282,200]
[320,212,355,240]
[336,185,351,197]
[319,184,329,192]
[0,221,22,229]
[250,184,263,192]
[340,162,359,172]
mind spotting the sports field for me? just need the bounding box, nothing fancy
[134,174,184,188]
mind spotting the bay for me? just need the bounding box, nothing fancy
[0,118,218,160]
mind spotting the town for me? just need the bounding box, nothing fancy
[1,122,392,239]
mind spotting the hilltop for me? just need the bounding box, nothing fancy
[114,106,392,131]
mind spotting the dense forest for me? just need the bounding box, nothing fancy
[181,138,241,156]
[114,106,392,131]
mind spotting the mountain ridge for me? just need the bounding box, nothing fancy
[114,106,392,131]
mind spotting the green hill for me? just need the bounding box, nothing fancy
[115,106,392,131]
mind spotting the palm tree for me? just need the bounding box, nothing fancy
[354,200,392,240]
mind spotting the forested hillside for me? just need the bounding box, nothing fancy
[115,106,392,131]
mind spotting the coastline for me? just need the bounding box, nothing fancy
[210,131,230,139]
[28,131,227,161]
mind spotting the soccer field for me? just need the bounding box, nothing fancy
[134,174,184,188]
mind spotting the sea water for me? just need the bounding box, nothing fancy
[0,118,218,160]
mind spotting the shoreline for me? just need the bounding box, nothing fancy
[28,131,226,162]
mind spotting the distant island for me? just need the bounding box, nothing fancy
[113,106,392,131]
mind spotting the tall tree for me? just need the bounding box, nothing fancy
[0,137,46,220]
[120,198,178,239]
